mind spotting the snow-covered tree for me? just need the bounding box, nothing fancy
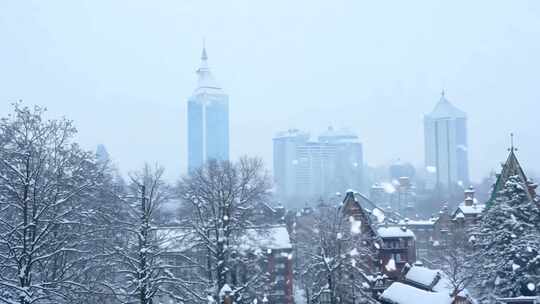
[177,157,272,303]
[432,230,475,298]
[470,175,540,302]
[295,204,377,304]
[110,165,202,304]
[0,104,111,303]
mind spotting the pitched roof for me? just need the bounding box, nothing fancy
[425,93,466,120]
[340,191,377,237]
[454,203,485,217]
[380,282,452,304]
[489,149,534,206]
[377,226,415,239]
[193,46,225,96]
[239,226,292,251]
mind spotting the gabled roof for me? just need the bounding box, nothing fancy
[350,191,404,223]
[488,149,534,206]
[452,202,485,219]
[340,191,377,237]
[425,92,466,120]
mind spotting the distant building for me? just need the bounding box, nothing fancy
[424,91,469,195]
[273,129,310,199]
[273,127,363,204]
[158,226,293,304]
[389,160,416,181]
[377,225,416,279]
[451,186,485,232]
[95,144,110,163]
[187,45,229,172]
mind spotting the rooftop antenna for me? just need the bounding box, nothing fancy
[508,133,518,152]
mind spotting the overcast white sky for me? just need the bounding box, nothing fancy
[1,0,539,182]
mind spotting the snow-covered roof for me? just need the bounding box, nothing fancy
[398,219,436,227]
[380,282,452,304]
[273,129,309,139]
[377,226,415,238]
[240,226,292,251]
[454,212,465,219]
[425,93,466,119]
[496,296,540,303]
[318,127,359,142]
[192,46,226,96]
[456,203,485,215]
[404,266,440,288]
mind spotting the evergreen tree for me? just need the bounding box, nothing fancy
[470,175,540,302]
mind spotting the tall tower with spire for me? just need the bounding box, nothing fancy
[424,91,469,195]
[187,44,229,172]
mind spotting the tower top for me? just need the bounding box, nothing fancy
[426,90,466,119]
[201,38,208,61]
[508,132,518,153]
[193,41,224,95]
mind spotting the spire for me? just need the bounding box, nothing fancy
[439,89,448,103]
[193,40,223,94]
[201,38,208,61]
[508,132,517,153]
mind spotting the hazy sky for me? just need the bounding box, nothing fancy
[1,0,539,182]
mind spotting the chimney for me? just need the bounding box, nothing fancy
[464,186,475,206]
[401,218,409,232]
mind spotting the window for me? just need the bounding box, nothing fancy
[275,263,286,270]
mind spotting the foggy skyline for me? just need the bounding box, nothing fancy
[1,0,539,182]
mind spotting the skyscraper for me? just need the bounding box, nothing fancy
[187,46,229,172]
[273,129,310,200]
[273,127,363,205]
[424,91,469,193]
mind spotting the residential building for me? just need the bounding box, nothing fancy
[241,226,294,304]
[187,45,229,172]
[424,91,469,195]
[377,225,416,279]
[396,219,436,260]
